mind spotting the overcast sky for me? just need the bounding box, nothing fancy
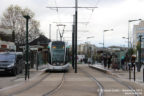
[0,0,144,47]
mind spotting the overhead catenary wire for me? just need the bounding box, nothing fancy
[46,0,98,42]
[55,0,61,34]
[54,0,68,41]
[81,0,100,31]
[79,0,99,39]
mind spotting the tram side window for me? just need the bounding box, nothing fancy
[48,48,51,64]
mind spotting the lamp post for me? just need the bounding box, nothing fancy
[103,29,113,49]
[122,37,129,48]
[87,36,95,64]
[123,36,131,80]
[23,15,30,80]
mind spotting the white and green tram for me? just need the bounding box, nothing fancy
[47,41,70,71]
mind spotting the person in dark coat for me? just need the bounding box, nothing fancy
[121,56,125,70]
[131,55,136,67]
[107,55,112,69]
[103,54,107,68]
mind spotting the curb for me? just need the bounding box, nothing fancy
[89,65,144,88]
[89,65,119,77]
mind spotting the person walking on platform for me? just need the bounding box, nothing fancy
[131,55,136,67]
[124,54,129,70]
[107,54,112,69]
[121,56,125,70]
[103,54,107,68]
[112,55,118,70]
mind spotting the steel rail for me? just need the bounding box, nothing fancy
[42,73,65,96]
[90,66,140,96]
[79,68,104,96]
[108,76,140,96]
[9,73,51,96]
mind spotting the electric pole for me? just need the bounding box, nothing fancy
[72,15,75,69]
[74,0,78,73]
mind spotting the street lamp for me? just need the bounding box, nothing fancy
[122,37,129,48]
[99,43,103,45]
[86,36,95,64]
[23,15,30,80]
[87,36,95,39]
[103,29,113,49]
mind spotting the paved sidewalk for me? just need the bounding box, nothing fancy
[30,64,48,72]
[19,64,48,80]
[90,63,144,87]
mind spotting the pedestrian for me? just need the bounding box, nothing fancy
[131,55,136,67]
[121,56,125,70]
[125,54,129,70]
[112,55,118,70]
[103,54,107,68]
[107,54,112,69]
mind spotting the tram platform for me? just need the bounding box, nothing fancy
[89,63,144,88]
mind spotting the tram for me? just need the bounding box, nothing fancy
[47,41,70,71]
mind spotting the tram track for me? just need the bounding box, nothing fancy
[42,73,65,96]
[7,72,65,96]
[79,68,104,96]
[88,66,141,96]
[108,75,140,96]
[8,72,51,96]
[2,65,142,96]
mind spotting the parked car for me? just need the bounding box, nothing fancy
[0,52,25,76]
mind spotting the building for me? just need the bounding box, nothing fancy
[133,21,144,49]
[133,21,144,62]
[77,43,97,57]
[29,35,51,66]
[0,26,16,52]
[77,44,86,54]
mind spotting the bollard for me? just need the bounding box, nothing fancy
[134,64,135,81]
[28,62,30,79]
[25,62,27,80]
[143,68,144,82]
[129,64,131,80]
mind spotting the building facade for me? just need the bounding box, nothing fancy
[133,21,144,49]
[0,26,16,52]
[77,43,97,57]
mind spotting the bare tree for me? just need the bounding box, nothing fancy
[1,5,41,47]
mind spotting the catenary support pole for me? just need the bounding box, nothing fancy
[72,24,75,69]
[74,0,78,73]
